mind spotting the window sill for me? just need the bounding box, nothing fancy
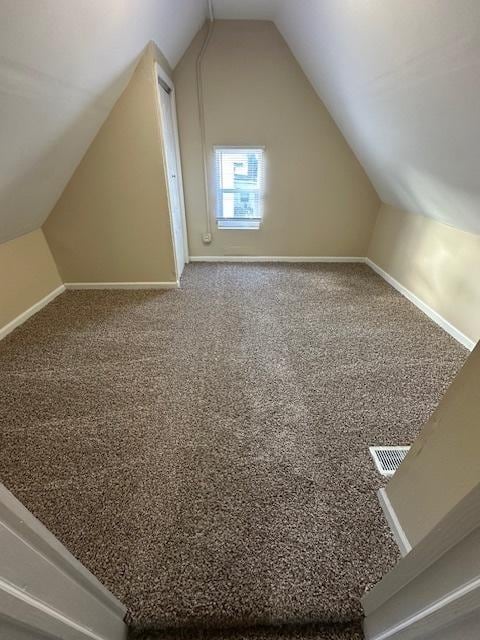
[217,220,261,231]
[217,226,261,231]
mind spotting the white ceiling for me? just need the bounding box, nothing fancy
[2,0,480,243]
[275,0,480,234]
[0,0,205,243]
[214,0,480,233]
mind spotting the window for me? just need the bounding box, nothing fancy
[215,147,264,229]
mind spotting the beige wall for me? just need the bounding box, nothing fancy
[0,230,62,331]
[386,342,480,546]
[174,20,379,258]
[43,43,176,284]
[368,204,480,345]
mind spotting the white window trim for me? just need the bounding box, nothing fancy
[214,146,265,231]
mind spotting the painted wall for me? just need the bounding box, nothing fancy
[0,0,205,244]
[174,20,379,258]
[368,204,480,345]
[275,0,480,234]
[43,44,177,284]
[0,230,62,331]
[386,342,480,547]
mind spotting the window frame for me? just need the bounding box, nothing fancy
[214,145,265,230]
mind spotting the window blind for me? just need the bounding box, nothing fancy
[214,147,264,229]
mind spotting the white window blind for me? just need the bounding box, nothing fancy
[215,147,264,229]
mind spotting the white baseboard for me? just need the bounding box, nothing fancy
[377,488,412,557]
[0,285,65,341]
[365,258,475,351]
[190,256,474,350]
[189,256,365,263]
[64,282,179,290]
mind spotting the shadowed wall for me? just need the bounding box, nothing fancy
[0,230,62,331]
[368,204,480,345]
[43,44,176,284]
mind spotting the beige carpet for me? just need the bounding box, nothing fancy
[0,264,467,636]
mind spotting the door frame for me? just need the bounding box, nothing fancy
[0,484,127,640]
[363,482,480,639]
[154,62,190,279]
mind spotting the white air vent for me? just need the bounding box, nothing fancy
[369,446,410,477]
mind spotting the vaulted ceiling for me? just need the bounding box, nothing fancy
[1,0,480,244]
[0,0,205,244]
[216,0,480,234]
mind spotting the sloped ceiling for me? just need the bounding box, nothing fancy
[2,1,480,243]
[216,0,480,234]
[0,0,205,244]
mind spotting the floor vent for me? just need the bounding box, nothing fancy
[369,446,410,477]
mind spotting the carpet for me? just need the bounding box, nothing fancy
[0,264,467,635]
[132,621,364,640]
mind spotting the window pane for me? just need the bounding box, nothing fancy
[233,191,258,218]
[222,192,235,218]
[215,148,264,227]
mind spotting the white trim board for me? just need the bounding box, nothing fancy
[363,483,480,640]
[0,483,127,640]
[0,281,179,342]
[64,282,179,290]
[0,284,65,341]
[365,258,475,351]
[364,575,480,640]
[364,483,480,616]
[189,256,474,350]
[1,261,472,354]
[0,578,117,640]
[378,488,412,557]
[154,61,190,278]
[189,256,365,263]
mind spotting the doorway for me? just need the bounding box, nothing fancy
[155,64,188,280]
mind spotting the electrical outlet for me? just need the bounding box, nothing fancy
[202,232,212,244]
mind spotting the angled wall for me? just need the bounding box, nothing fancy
[43,44,176,284]
[0,230,62,333]
[174,20,379,258]
[386,341,480,547]
[275,0,480,235]
[0,0,205,245]
[368,204,480,346]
